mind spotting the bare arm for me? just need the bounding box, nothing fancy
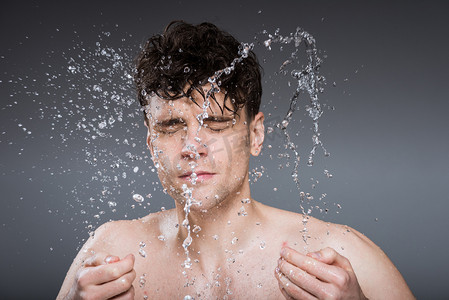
[57,222,136,300]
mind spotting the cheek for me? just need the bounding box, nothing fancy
[151,141,177,172]
[207,139,230,166]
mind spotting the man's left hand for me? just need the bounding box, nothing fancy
[275,246,367,299]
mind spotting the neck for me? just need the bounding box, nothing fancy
[174,183,264,266]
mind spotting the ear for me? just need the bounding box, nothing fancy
[145,120,155,159]
[250,112,265,156]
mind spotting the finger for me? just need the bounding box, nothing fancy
[83,252,110,267]
[105,255,120,264]
[278,257,333,298]
[281,247,342,284]
[102,270,136,300]
[275,266,317,300]
[83,252,120,267]
[276,268,295,300]
[101,269,136,299]
[307,247,352,271]
[280,286,294,300]
[110,285,135,300]
[80,254,135,285]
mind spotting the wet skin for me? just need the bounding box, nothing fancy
[57,89,414,299]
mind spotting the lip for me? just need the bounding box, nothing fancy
[179,171,216,182]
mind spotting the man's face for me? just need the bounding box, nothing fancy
[145,88,264,211]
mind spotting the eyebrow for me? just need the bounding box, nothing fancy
[154,115,234,128]
[155,118,185,127]
[203,116,233,122]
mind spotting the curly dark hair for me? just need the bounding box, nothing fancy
[134,21,262,120]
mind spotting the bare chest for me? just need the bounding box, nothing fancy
[132,248,285,299]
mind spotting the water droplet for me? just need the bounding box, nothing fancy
[264,39,272,49]
[192,225,201,233]
[260,241,266,249]
[139,248,147,258]
[139,273,147,288]
[98,120,106,129]
[237,206,247,216]
[158,235,166,241]
[138,241,147,258]
[133,193,144,203]
[182,236,192,248]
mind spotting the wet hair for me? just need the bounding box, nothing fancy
[134,21,262,120]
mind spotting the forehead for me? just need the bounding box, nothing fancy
[145,89,237,120]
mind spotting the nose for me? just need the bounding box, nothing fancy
[180,126,208,160]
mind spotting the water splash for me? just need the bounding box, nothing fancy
[175,42,256,279]
[1,22,335,297]
[180,184,194,270]
[260,27,330,244]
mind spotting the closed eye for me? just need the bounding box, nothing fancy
[203,116,233,132]
[155,118,185,134]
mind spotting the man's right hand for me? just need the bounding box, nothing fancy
[65,252,136,300]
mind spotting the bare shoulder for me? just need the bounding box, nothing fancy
[310,218,414,299]
[256,203,414,298]
[88,209,176,255]
[57,210,176,299]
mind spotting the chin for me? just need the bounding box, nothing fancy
[174,189,226,211]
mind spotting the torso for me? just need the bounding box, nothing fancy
[93,203,367,300]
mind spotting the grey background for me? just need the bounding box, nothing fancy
[1,1,448,299]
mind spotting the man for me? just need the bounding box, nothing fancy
[58,21,414,299]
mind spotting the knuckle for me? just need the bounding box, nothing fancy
[335,271,350,287]
[110,266,121,278]
[76,269,90,289]
[118,276,132,290]
[324,247,337,257]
